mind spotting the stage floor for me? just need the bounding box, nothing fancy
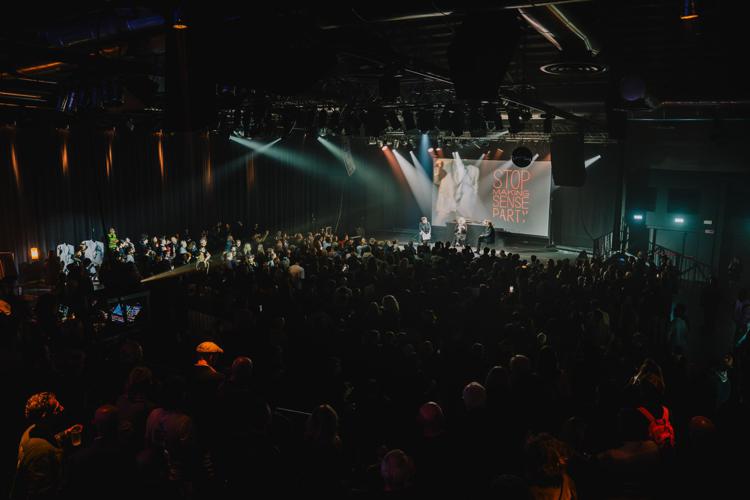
[373,229,586,261]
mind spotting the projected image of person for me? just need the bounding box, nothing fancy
[434,159,457,225]
[433,157,481,225]
[454,157,480,220]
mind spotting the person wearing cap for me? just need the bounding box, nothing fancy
[188,341,226,448]
[191,341,226,391]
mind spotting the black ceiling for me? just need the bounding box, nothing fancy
[1,1,748,133]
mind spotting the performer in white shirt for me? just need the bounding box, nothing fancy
[454,217,468,247]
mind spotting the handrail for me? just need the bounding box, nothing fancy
[649,242,712,283]
[593,232,713,284]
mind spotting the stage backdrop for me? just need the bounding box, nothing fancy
[432,157,552,237]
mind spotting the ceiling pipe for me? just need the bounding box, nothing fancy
[546,4,599,56]
[655,100,750,107]
[517,8,563,51]
[41,11,165,47]
[517,3,599,56]
[319,0,594,29]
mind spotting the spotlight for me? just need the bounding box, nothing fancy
[315,109,329,128]
[386,109,401,130]
[469,104,485,136]
[507,108,523,133]
[674,217,685,224]
[542,113,554,133]
[172,8,188,29]
[484,102,502,131]
[633,214,644,221]
[343,108,362,135]
[402,109,416,131]
[449,103,465,136]
[681,0,699,20]
[364,106,387,136]
[328,109,341,133]
[439,105,452,131]
[417,108,436,133]
[585,155,602,168]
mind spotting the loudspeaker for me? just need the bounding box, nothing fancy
[551,133,586,186]
[0,252,18,281]
[165,28,216,132]
[627,224,650,254]
[448,12,521,100]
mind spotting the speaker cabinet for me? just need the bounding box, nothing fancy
[551,133,586,187]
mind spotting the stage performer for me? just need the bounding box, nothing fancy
[418,216,432,244]
[454,217,468,247]
[477,219,496,250]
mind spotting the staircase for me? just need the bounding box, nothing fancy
[592,230,712,285]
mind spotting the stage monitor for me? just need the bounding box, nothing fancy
[99,291,150,333]
[432,157,552,237]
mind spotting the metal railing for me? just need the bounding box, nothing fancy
[592,226,627,259]
[649,242,712,284]
[593,231,712,285]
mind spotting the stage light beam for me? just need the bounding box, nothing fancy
[585,155,602,168]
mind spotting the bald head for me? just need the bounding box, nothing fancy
[510,354,532,378]
[231,356,254,383]
[94,404,119,438]
[689,415,716,447]
[381,449,414,492]
[418,402,445,437]
[463,382,487,411]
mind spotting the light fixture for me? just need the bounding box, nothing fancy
[633,214,644,221]
[540,51,608,75]
[172,9,188,30]
[681,0,699,20]
[507,108,523,134]
[30,247,40,261]
[542,113,554,133]
[674,217,685,224]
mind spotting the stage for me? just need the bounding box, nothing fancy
[373,228,588,261]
